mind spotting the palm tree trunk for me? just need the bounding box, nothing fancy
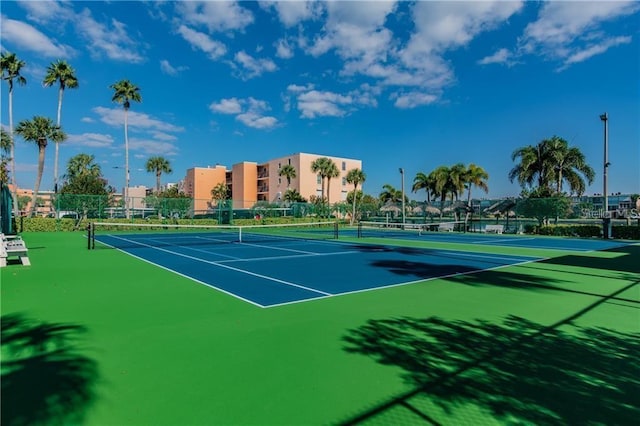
[156,170,161,193]
[124,107,130,219]
[9,88,19,219]
[54,86,63,193]
[350,183,358,226]
[30,142,46,217]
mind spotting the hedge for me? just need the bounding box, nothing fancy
[527,224,639,240]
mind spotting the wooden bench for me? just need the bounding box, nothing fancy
[484,224,504,234]
[1,234,30,266]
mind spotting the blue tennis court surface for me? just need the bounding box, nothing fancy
[95,232,541,307]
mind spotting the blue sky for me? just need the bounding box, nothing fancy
[1,0,639,199]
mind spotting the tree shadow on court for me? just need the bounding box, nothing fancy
[369,259,479,279]
[340,314,640,425]
[1,313,100,426]
[541,244,640,274]
[347,244,437,256]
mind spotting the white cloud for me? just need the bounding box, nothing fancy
[209,97,278,129]
[81,117,95,123]
[93,107,184,133]
[150,131,178,142]
[129,138,178,156]
[522,1,639,55]
[75,8,144,62]
[306,1,397,77]
[236,112,278,129]
[18,0,74,24]
[233,51,277,79]
[176,25,227,60]
[295,90,353,119]
[478,48,513,65]
[288,84,380,118]
[561,36,632,69]
[275,38,294,59]
[260,0,322,27]
[160,59,188,76]
[0,15,74,57]
[209,98,243,114]
[392,92,438,109]
[397,1,522,87]
[287,84,314,93]
[66,133,114,148]
[175,1,253,33]
[518,1,639,70]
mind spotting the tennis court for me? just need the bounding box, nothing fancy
[2,225,638,425]
[90,222,542,307]
[356,221,632,251]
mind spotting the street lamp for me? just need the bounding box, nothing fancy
[600,112,610,238]
[399,168,405,227]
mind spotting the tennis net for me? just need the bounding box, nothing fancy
[88,221,339,250]
[357,220,466,238]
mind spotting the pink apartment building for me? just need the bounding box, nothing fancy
[183,153,363,211]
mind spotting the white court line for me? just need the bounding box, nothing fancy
[138,236,243,260]
[238,241,318,255]
[471,237,536,244]
[106,235,332,296]
[217,250,360,263]
[444,251,538,262]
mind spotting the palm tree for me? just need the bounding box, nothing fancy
[310,157,331,204]
[324,160,340,206]
[110,79,142,218]
[464,164,489,206]
[1,52,27,217]
[508,139,556,196]
[546,136,595,195]
[346,168,366,225]
[211,182,230,206]
[278,164,296,189]
[146,156,172,193]
[412,171,436,204]
[14,116,66,217]
[43,60,79,193]
[1,129,12,184]
[379,184,404,204]
[66,153,101,181]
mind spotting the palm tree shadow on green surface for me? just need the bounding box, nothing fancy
[1,313,99,426]
[341,314,640,425]
[541,244,640,274]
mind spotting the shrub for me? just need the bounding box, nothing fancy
[537,225,602,238]
[612,226,640,240]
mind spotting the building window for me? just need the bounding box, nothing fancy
[342,161,346,171]
[278,178,281,185]
[278,163,281,169]
[317,175,322,184]
[342,177,346,186]
[288,158,291,165]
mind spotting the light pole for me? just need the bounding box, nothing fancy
[600,112,610,238]
[399,168,405,227]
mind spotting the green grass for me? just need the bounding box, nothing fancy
[2,232,639,425]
